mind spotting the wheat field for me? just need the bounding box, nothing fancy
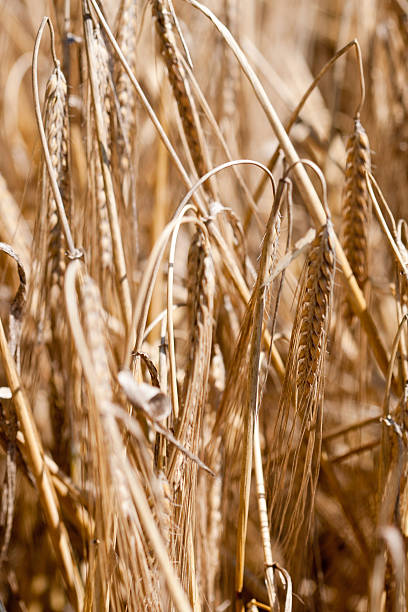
[0,0,407,610]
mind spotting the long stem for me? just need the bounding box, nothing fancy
[253,415,278,611]
[251,39,363,208]
[236,180,284,608]
[0,316,84,609]
[235,405,254,611]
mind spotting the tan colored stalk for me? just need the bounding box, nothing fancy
[0,315,83,609]
[235,178,284,609]
[253,415,278,612]
[166,204,198,420]
[149,90,169,346]
[187,0,394,393]
[251,39,364,207]
[82,2,132,330]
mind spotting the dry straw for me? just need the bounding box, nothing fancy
[3,1,408,610]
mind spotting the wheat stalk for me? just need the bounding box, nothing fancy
[0,313,84,608]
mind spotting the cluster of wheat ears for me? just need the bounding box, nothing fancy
[1,0,408,610]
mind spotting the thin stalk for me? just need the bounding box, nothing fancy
[167,210,208,419]
[235,404,254,612]
[0,316,84,609]
[253,415,278,611]
[235,179,284,608]
[251,39,364,208]
[367,172,408,280]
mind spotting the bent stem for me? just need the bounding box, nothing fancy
[251,38,365,209]
[235,180,284,609]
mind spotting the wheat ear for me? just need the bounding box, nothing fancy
[268,219,336,576]
[342,117,371,319]
[152,0,214,196]
[115,0,138,172]
[168,229,215,599]
[42,62,72,464]
[82,4,132,330]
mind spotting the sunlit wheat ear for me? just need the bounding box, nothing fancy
[268,219,336,576]
[78,275,164,610]
[151,0,214,196]
[91,26,115,280]
[114,0,138,221]
[43,65,69,306]
[42,64,71,466]
[93,26,112,157]
[296,221,336,414]
[93,151,114,278]
[115,0,138,173]
[166,229,215,594]
[219,0,239,140]
[342,117,371,320]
